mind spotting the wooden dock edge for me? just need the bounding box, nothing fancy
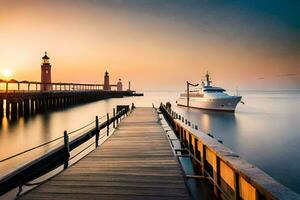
[161,104,300,200]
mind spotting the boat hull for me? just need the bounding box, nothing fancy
[177,96,241,112]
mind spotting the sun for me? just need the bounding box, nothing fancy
[2,69,12,79]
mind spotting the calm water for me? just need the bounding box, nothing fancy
[0,90,299,194]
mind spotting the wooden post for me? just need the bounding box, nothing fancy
[28,83,30,91]
[6,82,8,93]
[113,108,116,128]
[11,101,18,121]
[17,83,20,91]
[179,127,183,142]
[30,98,35,114]
[234,172,240,200]
[201,145,206,176]
[214,156,221,197]
[106,113,109,136]
[194,138,199,159]
[18,101,23,117]
[64,131,70,169]
[35,84,38,91]
[116,110,119,125]
[24,99,30,117]
[0,99,3,118]
[95,116,99,147]
[5,99,10,118]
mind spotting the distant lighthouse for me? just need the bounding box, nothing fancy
[127,81,131,91]
[103,71,111,91]
[41,52,52,91]
[117,79,123,91]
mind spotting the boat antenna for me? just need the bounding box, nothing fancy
[205,71,212,86]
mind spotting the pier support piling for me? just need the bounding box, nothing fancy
[5,100,10,118]
[0,99,3,118]
[11,101,18,121]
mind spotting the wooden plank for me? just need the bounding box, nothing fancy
[20,107,190,200]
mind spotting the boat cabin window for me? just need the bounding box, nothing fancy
[204,89,226,93]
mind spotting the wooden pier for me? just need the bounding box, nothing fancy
[19,108,191,200]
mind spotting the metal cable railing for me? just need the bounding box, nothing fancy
[0,106,132,197]
[69,142,96,161]
[68,120,96,135]
[0,108,128,164]
[0,120,95,164]
[0,136,64,164]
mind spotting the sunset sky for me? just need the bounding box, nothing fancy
[0,0,299,91]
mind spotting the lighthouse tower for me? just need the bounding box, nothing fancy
[103,71,111,91]
[117,79,123,91]
[41,52,52,91]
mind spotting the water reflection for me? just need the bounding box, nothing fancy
[41,114,51,142]
[174,106,238,139]
[0,91,300,194]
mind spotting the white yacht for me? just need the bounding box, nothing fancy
[177,73,242,112]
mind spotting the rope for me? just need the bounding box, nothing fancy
[99,134,106,140]
[68,120,95,135]
[69,142,95,161]
[10,109,130,197]
[98,114,107,120]
[0,109,128,164]
[0,136,64,163]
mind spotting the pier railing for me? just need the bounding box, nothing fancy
[0,105,132,196]
[160,103,299,200]
[0,80,118,93]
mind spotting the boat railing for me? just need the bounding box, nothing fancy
[160,103,299,200]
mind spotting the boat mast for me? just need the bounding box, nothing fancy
[205,72,212,86]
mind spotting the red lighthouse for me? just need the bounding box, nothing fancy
[103,71,111,91]
[41,52,52,91]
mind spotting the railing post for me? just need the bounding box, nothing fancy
[201,145,206,176]
[116,111,119,125]
[95,116,99,147]
[64,131,70,169]
[113,108,116,128]
[106,113,109,136]
[214,156,221,197]
[234,172,240,200]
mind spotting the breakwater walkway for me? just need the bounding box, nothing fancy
[20,107,190,200]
